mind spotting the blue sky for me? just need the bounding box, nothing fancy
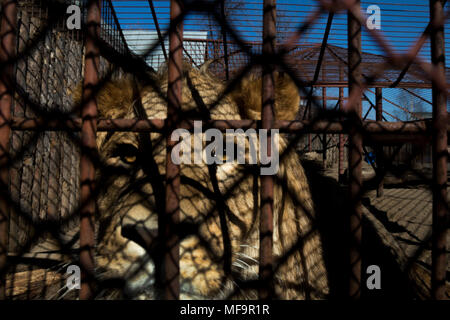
[111,0,449,119]
[112,0,448,58]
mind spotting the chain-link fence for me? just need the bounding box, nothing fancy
[0,0,448,300]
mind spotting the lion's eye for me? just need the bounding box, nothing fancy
[123,155,137,164]
[112,143,139,165]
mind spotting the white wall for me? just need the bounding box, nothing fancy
[123,30,208,70]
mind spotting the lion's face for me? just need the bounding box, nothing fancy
[92,65,329,299]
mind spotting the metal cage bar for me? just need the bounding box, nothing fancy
[163,0,183,300]
[259,0,276,300]
[347,0,363,299]
[375,87,384,197]
[430,0,448,301]
[0,0,16,300]
[80,0,101,300]
[0,0,447,301]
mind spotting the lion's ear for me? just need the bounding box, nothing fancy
[230,72,300,120]
[70,77,136,118]
[199,59,215,75]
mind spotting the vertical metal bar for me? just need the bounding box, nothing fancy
[375,88,382,121]
[338,61,345,184]
[338,85,345,183]
[220,0,229,80]
[108,0,131,55]
[0,0,16,300]
[322,86,327,168]
[303,11,334,120]
[429,0,448,300]
[347,0,363,299]
[164,0,182,300]
[308,131,312,152]
[375,87,384,197]
[80,0,101,300]
[259,0,275,300]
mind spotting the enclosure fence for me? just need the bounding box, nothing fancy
[0,0,448,300]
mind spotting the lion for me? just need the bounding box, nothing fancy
[6,62,328,300]
[87,62,329,300]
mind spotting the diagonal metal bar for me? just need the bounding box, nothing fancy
[391,0,447,87]
[107,0,131,55]
[303,11,334,120]
[401,87,433,106]
[147,0,168,61]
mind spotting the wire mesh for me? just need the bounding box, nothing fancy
[0,0,448,300]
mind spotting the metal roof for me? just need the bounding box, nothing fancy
[288,43,449,88]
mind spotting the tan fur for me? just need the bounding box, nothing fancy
[72,76,136,119]
[230,71,300,120]
[88,63,328,299]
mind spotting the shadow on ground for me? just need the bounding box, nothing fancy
[302,159,416,299]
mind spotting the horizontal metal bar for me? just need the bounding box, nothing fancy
[10,118,165,132]
[9,118,450,134]
[312,81,437,89]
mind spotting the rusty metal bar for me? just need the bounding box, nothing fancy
[402,87,433,106]
[304,11,334,119]
[164,0,183,300]
[311,81,435,89]
[308,133,312,152]
[9,118,164,132]
[9,117,450,134]
[259,0,276,300]
[322,85,327,168]
[148,0,167,61]
[347,0,363,299]
[429,0,448,301]
[80,0,101,300]
[375,87,384,197]
[366,88,422,121]
[107,0,131,55]
[391,0,448,87]
[220,0,229,80]
[338,85,345,183]
[0,0,16,300]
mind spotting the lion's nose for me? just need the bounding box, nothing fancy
[121,224,158,253]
